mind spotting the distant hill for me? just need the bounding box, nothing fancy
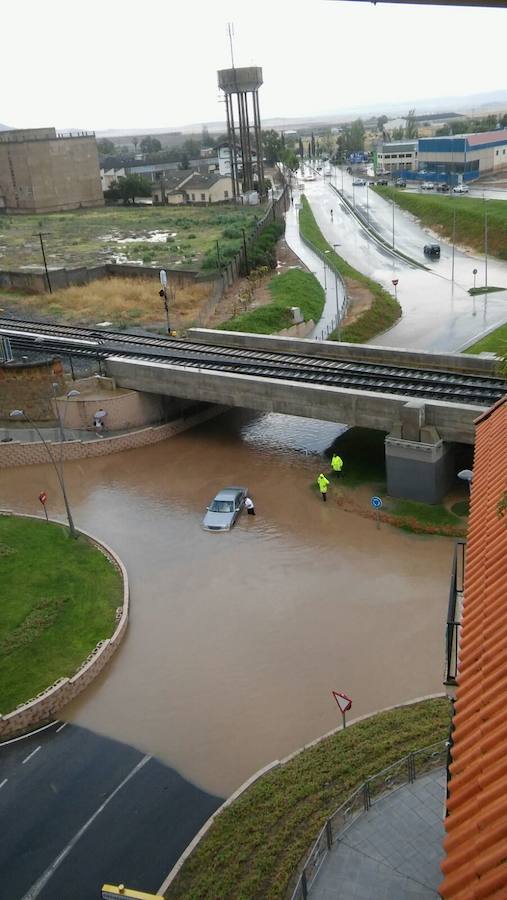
[0,124,11,131]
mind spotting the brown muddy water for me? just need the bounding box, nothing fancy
[0,410,453,796]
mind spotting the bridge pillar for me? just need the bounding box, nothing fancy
[385,401,455,504]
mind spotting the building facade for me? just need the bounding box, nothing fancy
[0,127,104,213]
[418,129,507,184]
[375,140,418,173]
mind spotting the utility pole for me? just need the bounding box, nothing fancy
[241,228,250,276]
[451,205,456,287]
[35,231,52,293]
[392,199,395,250]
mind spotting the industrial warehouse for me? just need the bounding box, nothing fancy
[376,128,507,185]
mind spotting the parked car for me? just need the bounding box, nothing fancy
[375,179,389,186]
[436,183,450,192]
[202,487,248,532]
[424,243,441,258]
[453,184,469,194]
[352,178,366,186]
[395,179,406,188]
[421,182,435,191]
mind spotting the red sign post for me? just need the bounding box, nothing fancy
[39,491,48,522]
[332,690,353,729]
[391,278,399,302]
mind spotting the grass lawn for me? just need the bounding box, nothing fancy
[0,205,264,273]
[463,321,507,358]
[217,268,325,333]
[373,187,507,262]
[0,277,212,330]
[166,698,451,900]
[298,196,401,342]
[0,517,122,713]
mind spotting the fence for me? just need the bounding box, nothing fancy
[445,540,466,687]
[298,230,349,334]
[289,739,448,900]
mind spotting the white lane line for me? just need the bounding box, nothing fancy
[21,754,151,900]
[55,723,68,733]
[0,720,59,749]
[0,778,8,789]
[22,746,41,765]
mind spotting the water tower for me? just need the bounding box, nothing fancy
[217,66,265,199]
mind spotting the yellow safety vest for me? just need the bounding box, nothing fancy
[331,455,343,472]
[318,475,330,493]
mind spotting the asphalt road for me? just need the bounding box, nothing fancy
[294,168,507,352]
[0,722,222,900]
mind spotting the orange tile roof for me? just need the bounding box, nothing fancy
[440,396,507,899]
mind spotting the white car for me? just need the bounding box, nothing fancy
[352,178,366,186]
[453,184,469,194]
[421,182,435,191]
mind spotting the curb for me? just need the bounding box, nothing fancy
[158,692,447,895]
[0,513,129,740]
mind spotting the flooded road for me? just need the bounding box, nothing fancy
[0,412,453,796]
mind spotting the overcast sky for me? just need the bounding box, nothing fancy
[3,1,507,132]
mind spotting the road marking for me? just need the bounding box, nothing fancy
[22,746,41,765]
[0,720,59,749]
[20,754,151,900]
[0,778,8,789]
[55,722,68,733]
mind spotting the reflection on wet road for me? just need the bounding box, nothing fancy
[0,411,452,796]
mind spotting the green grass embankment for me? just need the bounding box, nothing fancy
[0,517,122,712]
[166,698,451,900]
[217,268,325,333]
[373,187,507,261]
[298,196,401,342]
[463,322,507,359]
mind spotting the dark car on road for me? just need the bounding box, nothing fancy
[436,183,450,192]
[374,178,389,186]
[424,243,441,259]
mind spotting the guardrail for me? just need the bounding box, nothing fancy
[297,227,350,340]
[288,739,448,900]
[445,540,466,687]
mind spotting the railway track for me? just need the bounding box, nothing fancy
[1,317,505,408]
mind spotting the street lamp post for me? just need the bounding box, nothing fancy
[484,197,488,291]
[10,408,77,538]
[473,267,478,291]
[392,199,395,250]
[451,205,456,287]
[333,243,341,340]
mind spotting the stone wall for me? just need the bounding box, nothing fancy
[0,403,226,468]
[0,516,129,740]
[0,357,65,421]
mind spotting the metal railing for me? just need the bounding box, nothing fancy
[289,740,448,900]
[445,540,466,686]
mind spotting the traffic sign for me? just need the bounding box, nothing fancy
[371,496,383,509]
[39,491,47,505]
[392,278,399,287]
[332,691,352,714]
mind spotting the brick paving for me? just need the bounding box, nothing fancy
[311,768,446,899]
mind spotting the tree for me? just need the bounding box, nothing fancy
[97,138,116,156]
[405,109,418,140]
[280,149,299,172]
[180,152,189,170]
[310,132,316,158]
[140,136,162,154]
[376,115,388,132]
[298,137,304,158]
[262,129,282,166]
[105,174,152,205]
[348,119,365,151]
[392,127,405,141]
[201,125,212,147]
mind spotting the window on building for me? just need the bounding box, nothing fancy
[504,149,506,155]
[201,193,206,202]
[224,190,229,198]
[191,193,195,201]
[496,150,499,156]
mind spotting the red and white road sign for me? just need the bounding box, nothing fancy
[392,279,399,287]
[332,691,352,714]
[39,491,48,505]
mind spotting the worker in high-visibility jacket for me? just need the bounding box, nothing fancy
[331,454,343,477]
[317,473,330,502]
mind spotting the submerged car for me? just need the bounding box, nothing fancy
[424,243,441,258]
[202,486,248,532]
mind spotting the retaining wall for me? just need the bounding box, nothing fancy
[0,403,227,468]
[0,516,129,740]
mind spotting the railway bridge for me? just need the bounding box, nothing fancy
[1,319,504,503]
